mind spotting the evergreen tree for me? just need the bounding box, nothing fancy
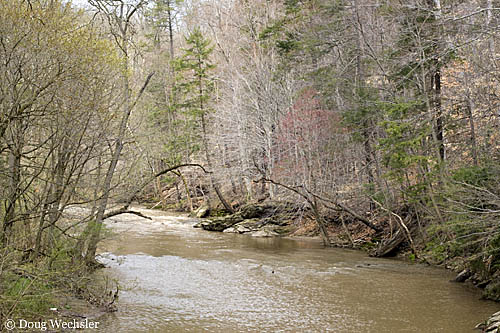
[175,27,233,212]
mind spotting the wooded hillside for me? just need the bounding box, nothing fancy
[1,0,499,320]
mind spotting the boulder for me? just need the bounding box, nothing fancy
[251,229,280,237]
[223,224,252,234]
[490,312,500,323]
[240,204,269,219]
[454,269,471,283]
[483,280,500,301]
[234,224,252,233]
[234,218,267,230]
[200,213,244,232]
[194,202,301,236]
[239,202,303,220]
[477,311,500,333]
[194,205,210,218]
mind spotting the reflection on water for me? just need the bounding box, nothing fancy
[96,208,498,332]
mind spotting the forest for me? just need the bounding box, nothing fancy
[0,0,499,325]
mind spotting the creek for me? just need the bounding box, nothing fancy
[96,208,498,332]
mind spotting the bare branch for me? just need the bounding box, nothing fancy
[103,208,152,220]
[303,188,383,233]
[104,164,211,222]
[371,198,416,255]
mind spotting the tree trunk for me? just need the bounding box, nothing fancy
[173,170,193,212]
[2,142,22,245]
[199,73,233,213]
[465,71,478,166]
[33,137,69,260]
[427,0,445,162]
[432,68,445,161]
[84,24,155,264]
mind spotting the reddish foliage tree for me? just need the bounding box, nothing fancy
[273,88,336,183]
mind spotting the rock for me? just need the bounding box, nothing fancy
[483,280,500,301]
[477,279,492,289]
[454,269,471,283]
[489,311,500,322]
[196,202,300,235]
[486,322,500,332]
[251,229,279,237]
[200,213,244,232]
[240,204,268,219]
[477,311,500,333]
[476,322,486,331]
[234,224,252,233]
[239,202,303,220]
[223,225,252,233]
[195,205,210,218]
[234,218,266,231]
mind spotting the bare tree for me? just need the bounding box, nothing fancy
[84,0,154,264]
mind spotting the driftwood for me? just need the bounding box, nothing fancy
[369,198,418,257]
[371,215,417,257]
[371,229,406,257]
[371,198,416,252]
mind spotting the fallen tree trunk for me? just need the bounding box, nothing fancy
[371,229,406,257]
[371,198,417,256]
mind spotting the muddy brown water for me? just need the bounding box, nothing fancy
[96,208,498,332]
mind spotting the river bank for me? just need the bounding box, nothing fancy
[93,206,499,332]
[190,201,500,308]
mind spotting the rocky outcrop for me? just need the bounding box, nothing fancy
[194,202,302,237]
[223,218,289,237]
[193,205,210,218]
[453,255,500,302]
[194,212,244,231]
[249,228,280,237]
[476,311,500,332]
[454,269,472,283]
